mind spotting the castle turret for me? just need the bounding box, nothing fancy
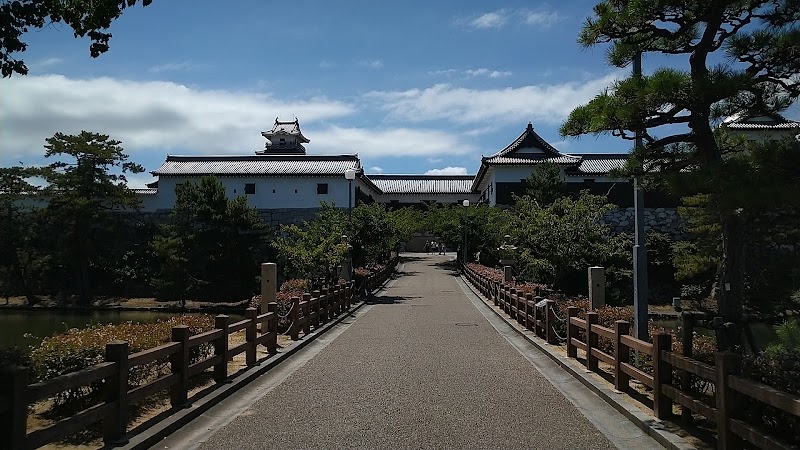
[257,118,310,155]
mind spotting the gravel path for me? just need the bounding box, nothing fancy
[192,255,646,449]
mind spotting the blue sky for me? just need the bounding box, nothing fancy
[1,0,797,187]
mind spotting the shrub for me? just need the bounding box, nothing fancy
[742,348,800,446]
[29,315,214,411]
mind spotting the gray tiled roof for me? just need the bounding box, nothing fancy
[569,154,629,175]
[152,155,360,176]
[261,118,310,143]
[486,155,579,165]
[722,113,800,130]
[368,175,475,195]
[131,188,158,195]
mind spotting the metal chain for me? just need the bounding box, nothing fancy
[550,305,568,323]
[552,327,568,342]
[277,303,295,319]
[280,321,294,335]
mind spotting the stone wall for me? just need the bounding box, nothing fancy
[602,207,685,238]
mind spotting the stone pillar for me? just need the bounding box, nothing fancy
[503,266,513,282]
[588,266,606,309]
[261,263,277,313]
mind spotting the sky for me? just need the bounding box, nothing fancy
[1,0,798,188]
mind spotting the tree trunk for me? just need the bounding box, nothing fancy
[716,210,745,351]
[77,257,92,306]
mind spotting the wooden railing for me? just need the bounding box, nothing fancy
[0,304,280,450]
[0,258,402,450]
[462,263,800,450]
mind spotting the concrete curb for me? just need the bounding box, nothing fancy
[460,275,695,450]
[122,271,399,450]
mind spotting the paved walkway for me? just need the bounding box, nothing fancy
[156,255,663,449]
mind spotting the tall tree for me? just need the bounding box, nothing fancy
[0,0,154,77]
[560,1,800,349]
[0,166,46,303]
[42,131,143,305]
[525,161,566,206]
[152,176,269,303]
[273,203,348,284]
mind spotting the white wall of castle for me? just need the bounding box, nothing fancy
[138,175,363,211]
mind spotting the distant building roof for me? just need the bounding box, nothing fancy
[152,155,360,177]
[260,118,310,142]
[368,175,474,195]
[131,188,158,195]
[566,153,630,176]
[721,113,800,130]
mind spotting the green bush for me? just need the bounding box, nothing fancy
[29,315,214,411]
[742,347,800,446]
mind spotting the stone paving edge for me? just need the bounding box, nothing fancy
[459,274,696,450]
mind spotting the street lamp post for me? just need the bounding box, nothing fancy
[462,199,470,262]
[344,169,357,281]
[632,52,649,341]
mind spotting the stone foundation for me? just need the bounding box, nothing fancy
[602,207,685,238]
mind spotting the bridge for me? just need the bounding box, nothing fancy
[150,254,665,450]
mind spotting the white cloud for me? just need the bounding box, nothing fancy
[364,72,624,125]
[308,125,475,158]
[465,68,512,78]
[148,62,211,73]
[368,166,384,174]
[429,69,458,76]
[458,8,560,30]
[465,10,509,29]
[523,9,561,26]
[425,166,468,175]
[319,61,336,69]
[426,157,443,163]
[0,74,356,160]
[357,60,384,69]
[29,57,64,70]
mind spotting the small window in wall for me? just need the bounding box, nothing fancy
[317,183,328,194]
[245,183,256,195]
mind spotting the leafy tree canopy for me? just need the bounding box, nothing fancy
[152,176,269,302]
[0,0,154,77]
[525,161,566,206]
[560,0,800,348]
[512,191,614,289]
[40,131,143,305]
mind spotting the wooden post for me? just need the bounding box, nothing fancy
[245,308,257,365]
[509,288,517,319]
[715,351,742,450]
[681,314,695,424]
[614,321,630,393]
[493,282,499,306]
[170,326,191,406]
[345,282,352,309]
[534,296,545,338]
[267,302,278,354]
[103,340,129,445]
[525,293,534,330]
[302,293,312,335]
[586,312,599,371]
[214,315,229,382]
[567,307,579,358]
[652,332,673,419]
[312,290,322,327]
[333,285,341,316]
[546,300,558,344]
[260,263,277,312]
[290,297,300,340]
[0,365,29,450]
[320,288,329,323]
